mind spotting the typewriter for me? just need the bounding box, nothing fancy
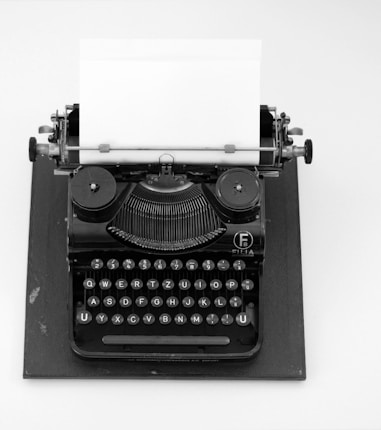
[29,104,312,361]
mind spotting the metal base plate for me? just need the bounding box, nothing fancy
[24,157,305,379]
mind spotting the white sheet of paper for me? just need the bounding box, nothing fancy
[79,39,261,165]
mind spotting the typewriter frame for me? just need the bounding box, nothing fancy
[29,104,311,362]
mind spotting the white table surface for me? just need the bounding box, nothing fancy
[1,1,380,429]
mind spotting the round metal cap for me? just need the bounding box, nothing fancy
[71,166,117,209]
[216,168,260,210]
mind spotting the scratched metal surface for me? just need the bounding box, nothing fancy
[24,157,305,379]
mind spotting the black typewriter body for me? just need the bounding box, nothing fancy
[29,104,312,362]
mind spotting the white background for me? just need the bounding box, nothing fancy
[1,1,380,429]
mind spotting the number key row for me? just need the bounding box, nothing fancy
[90,258,247,271]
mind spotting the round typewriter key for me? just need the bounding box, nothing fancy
[99,278,112,290]
[170,259,183,270]
[214,296,227,307]
[210,279,222,291]
[122,259,135,270]
[221,314,234,325]
[229,296,242,308]
[206,313,219,325]
[139,259,151,270]
[159,313,172,325]
[241,279,254,291]
[202,259,215,271]
[103,296,116,307]
[112,314,124,325]
[147,279,159,290]
[151,296,164,307]
[226,279,238,291]
[76,310,92,324]
[83,278,96,289]
[174,313,187,325]
[143,313,155,325]
[95,312,108,324]
[162,279,174,290]
[107,258,119,270]
[119,296,132,308]
[115,279,128,290]
[198,297,211,308]
[131,278,143,290]
[217,259,230,271]
[166,296,179,308]
[186,259,198,271]
[182,296,195,308]
[127,314,139,325]
[135,296,148,307]
[87,296,100,307]
[179,279,191,290]
[91,258,103,270]
[194,279,207,290]
[190,313,203,325]
[236,312,250,326]
[233,259,246,271]
[154,259,166,270]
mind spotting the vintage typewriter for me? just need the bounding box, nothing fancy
[29,104,312,361]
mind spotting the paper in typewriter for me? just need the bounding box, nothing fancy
[80,39,261,165]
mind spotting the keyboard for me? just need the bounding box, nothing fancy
[71,252,260,359]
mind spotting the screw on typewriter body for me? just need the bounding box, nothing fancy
[89,183,100,193]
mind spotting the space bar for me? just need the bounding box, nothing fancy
[102,335,230,346]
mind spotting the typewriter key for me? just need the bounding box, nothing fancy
[139,259,151,270]
[229,296,242,308]
[198,297,211,308]
[154,259,166,270]
[115,279,128,290]
[122,259,135,270]
[87,296,100,307]
[182,296,195,308]
[103,296,116,307]
[216,168,260,210]
[83,278,96,289]
[91,258,103,270]
[147,279,159,290]
[174,314,187,325]
[135,296,148,307]
[112,314,124,325]
[127,314,139,325]
[206,314,219,325]
[190,313,203,325]
[77,310,92,324]
[194,279,207,290]
[186,259,198,271]
[151,296,164,307]
[221,314,234,326]
[159,313,172,325]
[166,296,179,308]
[119,296,132,308]
[236,312,250,326]
[242,279,254,291]
[99,279,112,290]
[95,313,108,324]
[214,296,227,307]
[71,166,117,209]
[143,313,155,325]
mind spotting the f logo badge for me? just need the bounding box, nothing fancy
[233,231,253,250]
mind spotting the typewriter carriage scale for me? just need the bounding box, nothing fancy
[29,104,312,361]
